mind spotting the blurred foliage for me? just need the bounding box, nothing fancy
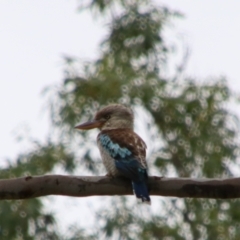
[0,141,75,239]
[2,0,240,239]
[1,141,75,179]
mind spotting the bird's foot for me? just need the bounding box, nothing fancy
[105,173,114,178]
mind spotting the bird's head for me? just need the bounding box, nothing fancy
[75,104,134,131]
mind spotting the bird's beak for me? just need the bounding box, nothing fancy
[75,120,105,130]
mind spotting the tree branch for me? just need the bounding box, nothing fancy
[0,175,240,200]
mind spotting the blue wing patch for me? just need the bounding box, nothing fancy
[99,134,147,182]
[99,134,132,159]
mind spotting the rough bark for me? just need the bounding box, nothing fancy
[0,175,240,200]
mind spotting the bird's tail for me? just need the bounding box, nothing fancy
[132,181,151,205]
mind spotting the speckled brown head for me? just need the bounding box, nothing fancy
[75,104,134,130]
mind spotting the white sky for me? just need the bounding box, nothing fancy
[166,0,240,86]
[1,0,240,234]
[0,0,106,160]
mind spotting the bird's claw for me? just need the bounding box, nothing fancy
[105,173,114,178]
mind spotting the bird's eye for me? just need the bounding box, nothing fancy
[105,115,111,120]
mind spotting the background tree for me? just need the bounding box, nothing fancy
[1,0,240,239]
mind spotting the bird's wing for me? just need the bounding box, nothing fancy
[98,129,147,181]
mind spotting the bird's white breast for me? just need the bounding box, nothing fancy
[97,141,120,176]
